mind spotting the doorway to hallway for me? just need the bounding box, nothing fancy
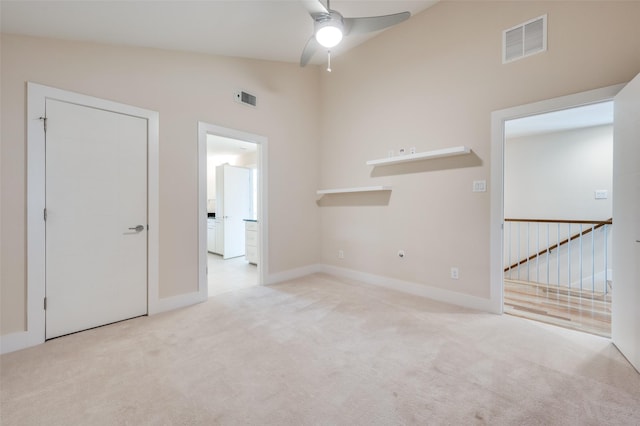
[492,77,640,372]
[502,102,614,337]
[197,122,268,297]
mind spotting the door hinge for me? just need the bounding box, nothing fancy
[39,116,47,132]
[44,208,47,221]
[44,297,47,310]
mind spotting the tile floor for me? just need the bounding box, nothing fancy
[207,252,258,297]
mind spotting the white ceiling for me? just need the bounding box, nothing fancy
[0,0,438,65]
[207,134,257,156]
[504,101,614,138]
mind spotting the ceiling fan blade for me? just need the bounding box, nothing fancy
[344,12,411,35]
[300,0,328,16]
[300,36,320,67]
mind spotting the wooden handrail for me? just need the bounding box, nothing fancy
[505,218,612,225]
[504,218,612,272]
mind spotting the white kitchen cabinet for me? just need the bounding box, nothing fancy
[207,218,216,253]
[245,220,258,265]
[214,218,223,255]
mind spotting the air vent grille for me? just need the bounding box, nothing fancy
[235,90,257,107]
[503,15,547,63]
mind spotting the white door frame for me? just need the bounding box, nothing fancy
[489,84,624,314]
[197,122,268,295]
[27,82,160,347]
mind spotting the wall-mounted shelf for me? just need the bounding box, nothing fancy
[316,185,392,195]
[366,146,471,166]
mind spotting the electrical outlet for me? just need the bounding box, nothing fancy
[472,180,487,192]
[410,147,416,155]
[338,250,344,259]
[388,150,395,158]
[450,267,459,280]
[398,250,405,259]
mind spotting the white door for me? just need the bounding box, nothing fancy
[223,166,252,259]
[45,99,148,339]
[612,72,640,372]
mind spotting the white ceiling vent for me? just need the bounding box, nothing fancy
[503,14,547,63]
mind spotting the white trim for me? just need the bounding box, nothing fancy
[0,332,31,355]
[146,102,161,315]
[265,264,323,285]
[25,82,160,351]
[152,291,206,314]
[197,122,268,295]
[490,83,625,315]
[322,265,494,312]
[259,262,493,312]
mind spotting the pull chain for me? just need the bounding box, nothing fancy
[327,50,332,72]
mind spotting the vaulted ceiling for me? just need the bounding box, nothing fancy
[0,0,438,65]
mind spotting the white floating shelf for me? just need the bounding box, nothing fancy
[366,146,471,166]
[316,185,392,195]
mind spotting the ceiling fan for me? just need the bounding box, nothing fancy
[300,0,411,69]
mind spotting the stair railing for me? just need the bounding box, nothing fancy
[504,218,612,295]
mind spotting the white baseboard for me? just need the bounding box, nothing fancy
[0,331,38,355]
[150,290,207,315]
[1,291,206,355]
[265,264,323,285]
[1,264,493,355]
[321,264,495,313]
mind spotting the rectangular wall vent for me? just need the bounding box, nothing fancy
[503,14,547,63]
[235,90,257,107]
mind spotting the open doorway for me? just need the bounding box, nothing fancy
[207,135,258,296]
[502,102,613,336]
[489,84,624,330]
[198,122,268,298]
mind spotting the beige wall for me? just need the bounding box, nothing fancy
[0,34,321,335]
[506,125,613,220]
[318,1,640,298]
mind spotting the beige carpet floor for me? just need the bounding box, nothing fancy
[1,273,639,425]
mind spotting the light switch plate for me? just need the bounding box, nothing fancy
[594,190,608,200]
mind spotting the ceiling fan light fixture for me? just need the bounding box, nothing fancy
[315,24,343,48]
[300,2,411,68]
[316,17,343,49]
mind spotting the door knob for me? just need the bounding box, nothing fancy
[128,225,145,232]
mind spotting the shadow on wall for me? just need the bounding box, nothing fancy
[317,191,392,207]
[370,152,483,177]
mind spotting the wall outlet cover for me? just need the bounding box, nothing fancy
[473,180,487,192]
[450,267,459,279]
